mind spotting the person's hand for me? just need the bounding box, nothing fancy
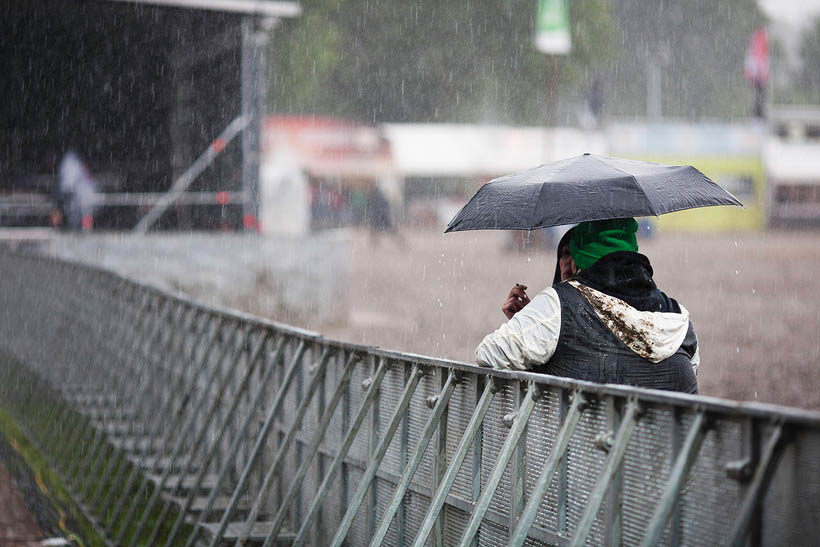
[502,283,530,320]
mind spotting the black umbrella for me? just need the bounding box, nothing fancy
[445,153,742,233]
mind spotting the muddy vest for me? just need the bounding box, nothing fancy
[534,281,698,394]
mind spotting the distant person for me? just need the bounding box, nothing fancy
[55,150,98,231]
[350,188,368,225]
[366,185,402,245]
[477,218,700,394]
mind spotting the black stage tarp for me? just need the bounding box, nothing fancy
[2,0,244,228]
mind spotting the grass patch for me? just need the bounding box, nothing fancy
[0,352,196,546]
[0,407,105,546]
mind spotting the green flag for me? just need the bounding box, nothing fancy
[535,0,571,54]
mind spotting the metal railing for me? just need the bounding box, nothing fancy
[0,251,818,546]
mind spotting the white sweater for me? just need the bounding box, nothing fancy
[475,282,699,373]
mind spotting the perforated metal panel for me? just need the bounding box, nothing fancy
[679,418,745,545]
[447,375,479,501]
[483,382,516,521]
[565,397,608,544]
[621,406,675,545]
[527,387,562,535]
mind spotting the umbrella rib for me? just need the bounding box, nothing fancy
[591,155,661,217]
[528,157,580,229]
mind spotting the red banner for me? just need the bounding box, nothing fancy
[744,27,769,85]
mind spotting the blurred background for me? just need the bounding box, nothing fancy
[2,0,820,408]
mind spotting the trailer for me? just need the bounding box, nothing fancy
[765,106,820,227]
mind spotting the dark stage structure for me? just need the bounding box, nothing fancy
[1,0,297,229]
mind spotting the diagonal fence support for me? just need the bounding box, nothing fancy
[113,322,247,543]
[130,331,271,546]
[454,382,537,547]
[261,352,360,546]
[328,364,429,547]
[368,370,459,547]
[172,335,286,547]
[235,346,334,547]
[407,375,498,547]
[569,398,642,547]
[290,357,391,547]
[728,422,789,547]
[639,411,711,547]
[509,389,588,547]
[98,315,229,521]
[203,339,308,547]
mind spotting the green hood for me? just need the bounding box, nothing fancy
[569,218,639,270]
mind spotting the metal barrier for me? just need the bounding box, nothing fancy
[0,251,819,546]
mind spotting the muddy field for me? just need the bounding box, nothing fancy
[302,228,820,411]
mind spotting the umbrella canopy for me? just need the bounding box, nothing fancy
[445,153,742,232]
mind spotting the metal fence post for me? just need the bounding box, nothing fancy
[289,358,390,547]
[511,380,528,534]
[329,364,425,547]
[455,382,537,547]
[410,376,499,547]
[558,388,570,536]
[369,369,458,547]
[569,399,641,547]
[509,389,587,547]
[176,335,286,547]
[470,375,484,547]
[639,411,710,547]
[728,422,789,547]
[432,365,449,547]
[261,352,360,546]
[367,355,383,542]
[603,394,623,546]
[204,339,308,547]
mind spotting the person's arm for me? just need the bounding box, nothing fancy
[475,287,561,370]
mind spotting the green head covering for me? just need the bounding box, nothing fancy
[569,218,639,271]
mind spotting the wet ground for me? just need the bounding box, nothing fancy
[0,457,45,545]
[0,430,71,546]
[310,228,820,411]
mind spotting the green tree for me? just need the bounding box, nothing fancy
[269,0,617,125]
[793,16,820,104]
[604,0,766,119]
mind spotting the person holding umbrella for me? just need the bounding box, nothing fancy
[446,153,741,393]
[478,217,699,393]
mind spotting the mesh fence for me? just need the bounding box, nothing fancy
[0,251,818,546]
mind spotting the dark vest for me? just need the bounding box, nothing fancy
[533,280,698,394]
